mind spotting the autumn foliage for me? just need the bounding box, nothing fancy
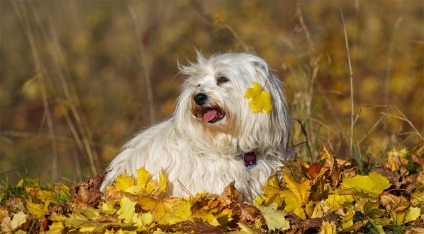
[1,144,424,233]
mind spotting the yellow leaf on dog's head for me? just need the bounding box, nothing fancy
[244,82,272,115]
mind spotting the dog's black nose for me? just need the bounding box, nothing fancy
[194,93,208,105]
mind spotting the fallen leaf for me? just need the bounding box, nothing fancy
[391,206,421,225]
[319,221,336,234]
[117,196,136,223]
[113,174,135,192]
[218,181,240,206]
[257,203,290,231]
[283,174,311,205]
[380,193,410,212]
[181,218,224,234]
[340,171,391,198]
[139,196,192,225]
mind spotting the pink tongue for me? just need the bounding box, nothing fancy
[204,110,217,122]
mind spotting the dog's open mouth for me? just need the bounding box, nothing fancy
[202,108,225,123]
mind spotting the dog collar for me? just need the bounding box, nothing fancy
[243,152,257,169]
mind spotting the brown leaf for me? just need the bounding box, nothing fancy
[411,154,424,168]
[233,203,260,223]
[341,167,358,179]
[307,163,322,179]
[329,168,341,187]
[319,147,335,170]
[380,193,410,212]
[218,182,240,206]
[71,174,104,209]
[91,215,120,222]
[181,218,224,234]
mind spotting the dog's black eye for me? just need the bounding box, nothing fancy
[216,76,229,85]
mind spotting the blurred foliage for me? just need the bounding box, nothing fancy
[0,0,423,182]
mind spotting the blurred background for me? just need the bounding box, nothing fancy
[1,0,423,183]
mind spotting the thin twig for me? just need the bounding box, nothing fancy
[381,111,424,141]
[127,4,156,124]
[340,9,355,159]
[384,17,403,117]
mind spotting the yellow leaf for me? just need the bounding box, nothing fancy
[340,171,391,198]
[254,184,283,207]
[236,223,260,234]
[117,196,136,223]
[139,196,192,225]
[279,190,299,211]
[304,201,315,218]
[319,221,337,234]
[48,222,65,234]
[16,180,24,187]
[26,201,48,219]
[340,207,355,231]
[391,206,421,225]
[113,174,135,192]
[136,167,151,188]
[10,211,26,230]
[157,170,167,195]
[101,202,116,215]
[257,204,290,231]
[283,174,311,205]
[133,212,154,229]
[325,193,354,211]
[266,174,280,189]
[244,82,272,114]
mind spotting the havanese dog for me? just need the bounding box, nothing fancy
[101,52,293,201]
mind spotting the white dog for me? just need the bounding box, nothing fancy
[101,52,293,201]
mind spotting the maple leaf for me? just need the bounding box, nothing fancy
[283,174,311,205]
[340,171,391,198]
[244,82,272,115]
[218,181,240,206]
[132,212,154,229]
[139,196,192,225]
[257,203,290,231]
[319,221,336,234]
[113,174,135,192]
[117,196,136,223]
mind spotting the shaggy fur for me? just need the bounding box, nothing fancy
[101,52,293,201]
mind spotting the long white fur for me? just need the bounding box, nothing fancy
[101,52,293,201]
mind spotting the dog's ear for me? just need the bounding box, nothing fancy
[249,58,293,152]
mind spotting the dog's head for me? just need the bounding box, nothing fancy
[175,52,292,155]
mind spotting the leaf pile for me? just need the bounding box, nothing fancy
[1,144,424,233]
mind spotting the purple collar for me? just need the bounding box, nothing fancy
[243,152,257,169]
